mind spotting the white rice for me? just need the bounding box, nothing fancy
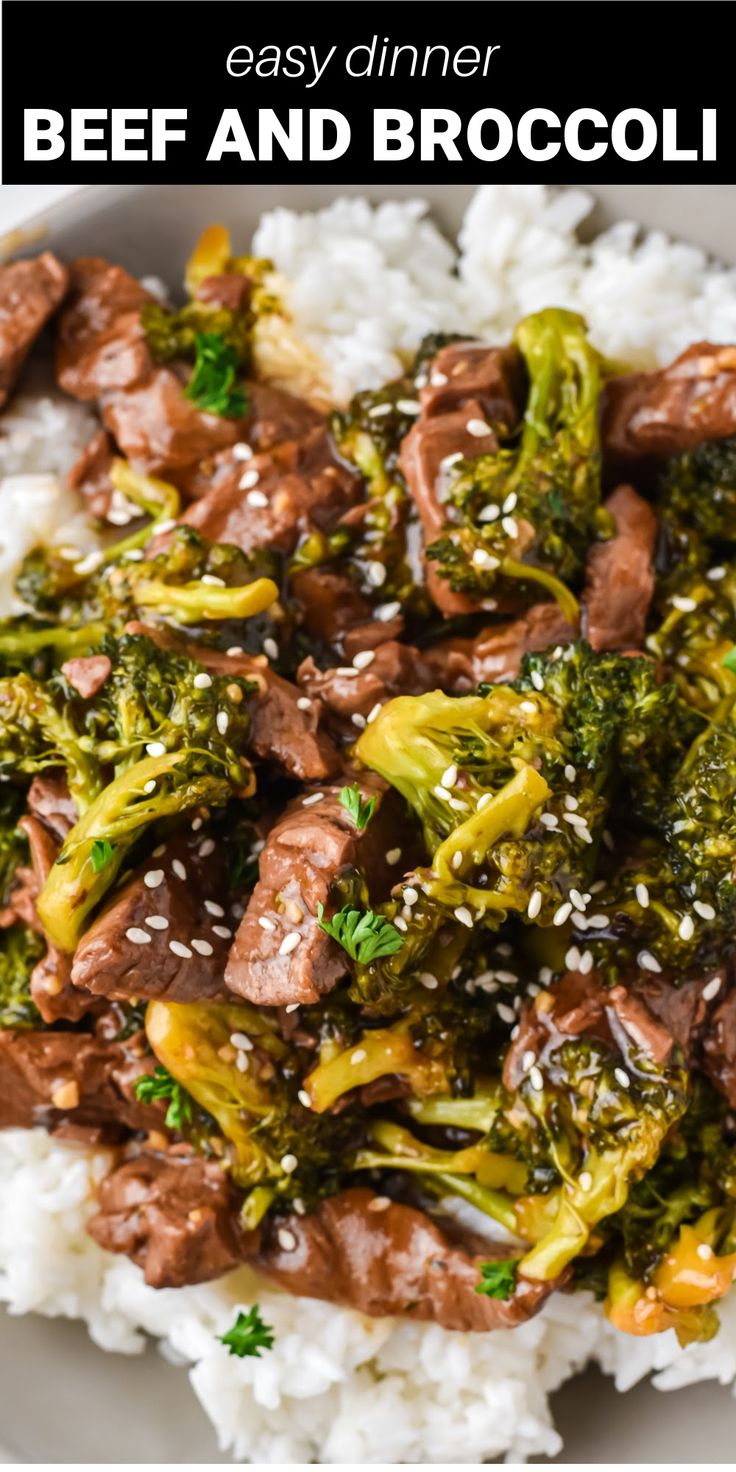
[2,184,736,1461]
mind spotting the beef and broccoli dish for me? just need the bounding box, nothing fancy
[3,222,736,1350]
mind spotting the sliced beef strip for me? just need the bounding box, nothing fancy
[602,342,736,461]
[87,1150,256,1288]
[702,988,736,1107]
[503,969,680,1090]
[399,400,500,618]
[420,341,523,426]
[0,252,69,408]
[71,830,236,1005]
[256,1186,553,1331]
[290,567,404,656]
[297,643,435,735]
[12,775,90,1024]
[180,426,360,557]
[67,428,116,521]
[0,1027,164,1142]
[424,603,576,691]
[581,485,657,652]
[194,273,251,314]
[123,619,340,782]
[61,654,112,699]
[225,774,406,1008]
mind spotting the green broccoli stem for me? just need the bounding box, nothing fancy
[405,1092,501,1132]
[131,575,278,624]
[100,461,182,564]
[498,557,580,623]
[0,621,107,662]
[36,751,231,952]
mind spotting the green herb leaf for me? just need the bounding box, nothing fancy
[184,333,248,419]
[723,646,736,674]
[338,783,376,832]
[316,903,403,964]
[90,838,116,873]
[134,1065,194,1131]
[218,1305,275,1359]
[476,1258,519,1300]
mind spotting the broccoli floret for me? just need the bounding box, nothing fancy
[660,438,736,545]
[426,308,603,619]
[647,563,736,713]
[0,923,43,1029]
[0,787,30,907]
[0,672,103,811]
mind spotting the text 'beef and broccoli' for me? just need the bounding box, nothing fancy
[2,227,736,1347]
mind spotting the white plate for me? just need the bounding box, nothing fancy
[1,182,736,1464]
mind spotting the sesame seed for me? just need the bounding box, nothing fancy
[191,816,203,831]
[678,914,695,941]
[205,901,225,917]
[530,670,545,692]
[571,911,587,929]
[145,915,169,931]
[144,869,164,889]
[614,1067,631,1089]
[258,916,276,932]
[216,711,229,735]
[367,702,383,724]
[452,851,463,871]
[394,916,408,932]
[478,503,501,522]
[563,812,587,828]
[579,950,594,975]
[351,1049,367,1064]
[419,972,439,990]
[279,1152,298,1175]
[707,566,726,581]
[569,889,586,910]
[191,938,214,956]
[143,780,157,794]
[73,550,104,576]
[585,914,609,929]
[212,925,232,940]
[477,792,493,811]
[263,637,279,660]
[466,417,492,437]
[564,764,577,782]
[497,1002,516,1024]
[448,796,469,812]
[126,927,151,945]
[539,966,553,984]
[433,784,452,802]
[367,1195,392,1213]
[472,547,500,570]
[375,600,401,621]
[201,573,225,587]
[232,442,253,461]
[226,646,244,657]
[502,492,518,513]
[285,1003,299,1013]
[442,764,458,789]
[279,932,301,956]
[229,1032,253,1050]
[440,451,464,471]
[302,792,325,807]
[235,1052,249,1072]
[193,672,212,690]
[172,859,187,881]
[697,1242,714,1260]
[553,901,573,926]
[527,889,542,920]
[277,1228,297,1252]
[368,402,393,418]
[694,900,716,920]
[239,469,261,490]
[296,696,312,711]
[352,649,375,670]
[336,666,360,677]
[671,595,697,612]
[521,1050,536,1073]
[454,906,474,928]
[397,398,421,415]
[529,1065,544,1092]
[636,883,650,908]
[144,740,166,758]
[298,1089,312,1108]
[169,940,192,959]
[541,813,559,829]
[430,370,449,387]
[564,794,579,811]
[520,700,537,714]
[565,946,582,971]
[403,886,419,905]
[502,516,519,539]
[365,560,387,588]
[247,489,268,508]
[638,950,661,973]
[352,713,367,729]
[385,847,402,865]
[703,976,722,1002]
[579,1170,593,1192]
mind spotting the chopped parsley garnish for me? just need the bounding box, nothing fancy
[476,1258,519,1300]
[338,783,376,832]
[134,1065,193,1131]
[218,1305,275,1358]
[317,903,403,964]
[184,332,248,419]
[90,838,116,873]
